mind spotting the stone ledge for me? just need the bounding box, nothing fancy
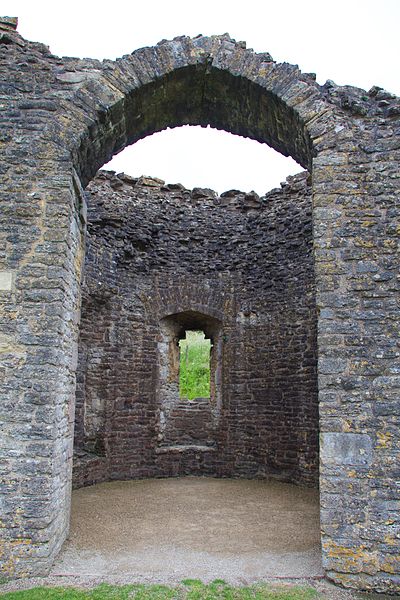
[156,445,216,454]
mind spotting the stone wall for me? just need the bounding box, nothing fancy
[1,18,399,591]
[73,170,319,488]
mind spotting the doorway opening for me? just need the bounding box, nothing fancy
[64,34,323,585]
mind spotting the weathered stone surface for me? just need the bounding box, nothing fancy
[0,20,399,594]
[320,433,373,466]
[0,272,13,291]
[0,17,17,30]
[73,170,318,487]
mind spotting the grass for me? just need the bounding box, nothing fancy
[0,580,319,600]
[179,331,211,400]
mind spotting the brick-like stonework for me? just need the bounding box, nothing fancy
[0,18,399,593]
[73,170,318,487]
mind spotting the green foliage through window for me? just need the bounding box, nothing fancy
[179,331,211,400]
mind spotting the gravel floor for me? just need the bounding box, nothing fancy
[0,478,397,598]
[52,477,323,580]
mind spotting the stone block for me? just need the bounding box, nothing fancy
[320,432,372,466]
[0,271,13,291]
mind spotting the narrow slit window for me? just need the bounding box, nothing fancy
[179,330,211,400]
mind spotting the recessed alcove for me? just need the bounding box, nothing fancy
[68,55,320,580]
[72,168,318,487]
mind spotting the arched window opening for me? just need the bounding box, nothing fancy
[157,311,222,451]
[179,330,211,400]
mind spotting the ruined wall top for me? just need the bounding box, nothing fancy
[2,16,399,119]
[0,16,17,31]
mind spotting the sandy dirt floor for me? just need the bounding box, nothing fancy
[52,477,323,580]
[1,478,397,598]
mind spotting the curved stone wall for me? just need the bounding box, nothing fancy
[73,170,318,488]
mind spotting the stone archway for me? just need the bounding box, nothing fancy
[1,19,399,593]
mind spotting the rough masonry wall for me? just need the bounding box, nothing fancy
[1,18,399,591]
[73,170,319,488]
